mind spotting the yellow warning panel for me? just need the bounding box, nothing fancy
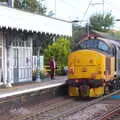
[68,86,79,96]
[89,87,104,97]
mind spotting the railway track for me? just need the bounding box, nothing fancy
[13,97,88,120]
[63,92,120,120]
[51,90,120,120]
[12,90,120,120]
[0,97,74,120]
[94,104,120,120]
[1,90,120,120]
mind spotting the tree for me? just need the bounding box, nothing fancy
[0,0,8,4]
[44,37,71,71]
[14,0,22,9]
[72,26,86,47]
[14,0,46,15]
[0,0,7,2]
[90,13,114,32]
[72,24,86,48]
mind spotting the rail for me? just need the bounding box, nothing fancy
[95,105,120,120]
[11,90,120,120]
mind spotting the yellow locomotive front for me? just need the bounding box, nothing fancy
[67,37,115,97]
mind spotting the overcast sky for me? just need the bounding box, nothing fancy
[43,0,120,29]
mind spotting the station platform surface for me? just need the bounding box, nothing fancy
[0,76,67,99]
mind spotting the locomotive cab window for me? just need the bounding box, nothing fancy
[74,39,111,54]
[98,41,109,52]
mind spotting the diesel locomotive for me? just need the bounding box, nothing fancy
[66,34,120,97]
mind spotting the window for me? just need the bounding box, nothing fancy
[98,41,109,51]
[73,39,111,54]
[77,39,99,50]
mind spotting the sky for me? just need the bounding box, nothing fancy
[42,0,120,30]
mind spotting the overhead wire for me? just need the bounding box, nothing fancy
[81,0,93,22]
[59,0,93,23]
[55,0,110,22]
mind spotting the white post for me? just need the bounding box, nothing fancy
[3,31,12,87]
[2,31,7,86]
[35,47,41,82]
[8,0,14,8]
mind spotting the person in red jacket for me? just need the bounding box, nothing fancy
[49,56,56,80]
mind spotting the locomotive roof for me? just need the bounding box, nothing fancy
[92,30,120,47]
[97,37,120,47]
[76,30,120,49]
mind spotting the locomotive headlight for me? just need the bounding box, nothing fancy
[81,67,87,72]
[69,67,75,74]
[75,80,79,83]
[91,73,97,79]
[98,71,102,74]
[69,63,73,67]
[89,59,93,64]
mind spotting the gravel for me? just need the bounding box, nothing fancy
[64,103,115,120]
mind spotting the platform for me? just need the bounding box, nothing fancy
[0,76,68,115]
[0,76,67,99]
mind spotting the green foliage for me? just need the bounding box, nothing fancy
[32,69,49,81]
[90,13,114,32]
[72,25,86,48]
[107,31,120,40]
[44,37,71,73]
[14,0,46,15]
[14,0,22,9]
[93,30,120,40]
[0,0,7,2]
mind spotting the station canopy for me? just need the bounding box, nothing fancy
[0,5,72,36]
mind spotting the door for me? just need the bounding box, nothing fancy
[18,47,32,82]
[12,40,32,83]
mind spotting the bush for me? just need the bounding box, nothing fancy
[44,37,71,71]
[32,69,49,81]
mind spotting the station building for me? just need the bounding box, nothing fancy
[0,5,72,86]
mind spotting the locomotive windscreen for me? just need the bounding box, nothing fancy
[73,39,111,54]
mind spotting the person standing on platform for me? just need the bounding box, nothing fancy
[49,56,56,80]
